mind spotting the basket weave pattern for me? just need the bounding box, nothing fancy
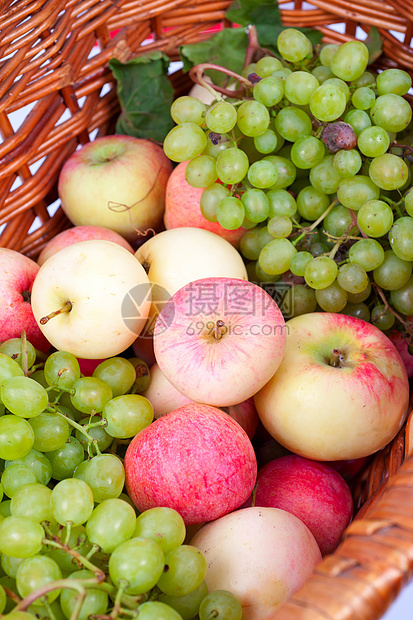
[1,1,413,618]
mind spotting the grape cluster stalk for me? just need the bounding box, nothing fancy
[163,28,413,348]
[0,334,242,620]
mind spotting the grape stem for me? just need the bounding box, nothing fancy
[46,403,102,456]
[243,25,260,69]
[189,63,253,100]
[43,538,106,580]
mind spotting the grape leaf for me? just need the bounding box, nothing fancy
[364,26,383,64]
[109,52,175,143]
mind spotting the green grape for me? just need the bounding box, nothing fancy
[128,357,150,394]
[0,415,34,460]
[258,225,277,249]
[205,101,237,134]
[216,148,249,184]
[51,478,94,526]
[277,28,312,62]
[297,186,330,221]
[0,584,6,614]
[75,415,112,453]
[92,358,135,397]
[0,516,44,558]
[369,153,409,190]
[171,96,205,126]
[370,94,412,133]
[0,501,11,518]
[330,40,369,81]
[1,377,48,419]
[72,460,89,480]
[184,155,218,189]
[267,216,293,238]
[237,100,270,137]
[247,160,278,188]
[265,155,297,189]
[1,612,36,620]
[310,84,346,122]
[255,56,283,77]
[309,154,341,194]
[5,449,52,486]
[133,601,182,620]
[203,133,231,159]
[253,129,278,154]
[333,149,362,178]
[243,62,257,78]
[83,453,125,503]
[258,238,297,275]
[390,276,413,315]
[323,77,350,101]
[388,217,413,262]
[200,183,230,222]
[337,263,369,294]
[357,126,390,158]
[60,568,109,620]
[267,189,297,218]
[164,122,208,162]
[199,590,242,620]
[240,229,261,260]
[29,411,70,453]
[102,394,154,439]
[0,340,36,371]
[241,189,269,223]
[253,77,284,107]
[134,507,186,554]
[342,302,371,322]
[352,71,376,87]
[347,279,372,303]
[370,304,396,331]
[255,261,279,284]
[319,44,339,67]
[216,197,245,230]
[159,580,208,620]
[344,109,372,137]
[272,67,292,81]
[304,256,338,289]
[352,87,376,110]
[376,69,412,96]
[405,189,413,217]
[157,545,207,597]
[290,136,325,170]
[312,65,334,84]
[337,175,380,210]
[86,498,136,554]
[357,199,394,237]
[109,537,164,594]
[284,71,319,106]
[373,249,412,290]
[1,555,25,579]
[70,376,113,414]
[310,241,329,256]
[16,555,61,604]
[1,464,37,498]
[290,251,313,276]
[349,238,385,271]
[274,107,312,142]
[47,436,85,480]
[44,351,80,390]
[11,483,53,525]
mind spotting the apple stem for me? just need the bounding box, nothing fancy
[214,320,226,340]
[40,301,72,325]
[329,348,344,367]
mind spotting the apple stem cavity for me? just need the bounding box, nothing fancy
[40,301,72,325]
[329,348,344,368]
[21,290,31,303]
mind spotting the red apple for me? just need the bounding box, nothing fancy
[124,403,257,525]
[153,277,286,407]
[254,455,354,556]
[37,226,134,266]
[388,329,413,378]
[58,135,173,241]
[132,335,156,368]
[164,161,246,246]
[77,358,106,376]
[254,312,410,461]
[0,248,50,352]
[220,398,259,441]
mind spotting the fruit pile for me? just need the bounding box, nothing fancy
[163,28,413,346]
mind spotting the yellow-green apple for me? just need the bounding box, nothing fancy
[31,240,151,359]
[164,161,245,246]
[124,403,257,525]
[58,136,172,241]
[134,227,248,330]
[254,312,410,461]
[191,506,321,620]
[153,277,286,407]
[37,225,134,266]
[254,455,353,556]
[0,248,50,352]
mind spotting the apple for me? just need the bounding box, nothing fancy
[134,227,248,330]
[191,506,321,620]
[254,455,354,556]
[0,248,50,352]
[124,403,257,525]
[58,135,173,241]
[388,329,413,378]
[254,312,410,461]
[77,358,106,376]
[31,240,151,359]
[153,277,286,407]
[164,161,245,246]
[131,334,156,367]
[37,225,134,266]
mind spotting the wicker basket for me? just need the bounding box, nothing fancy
[1,1,413,618]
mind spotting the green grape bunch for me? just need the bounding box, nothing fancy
[163,27,413,347]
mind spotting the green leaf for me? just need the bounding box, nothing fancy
[364,27,383,64]
[180,28,249,86]
[109,51,175,143]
